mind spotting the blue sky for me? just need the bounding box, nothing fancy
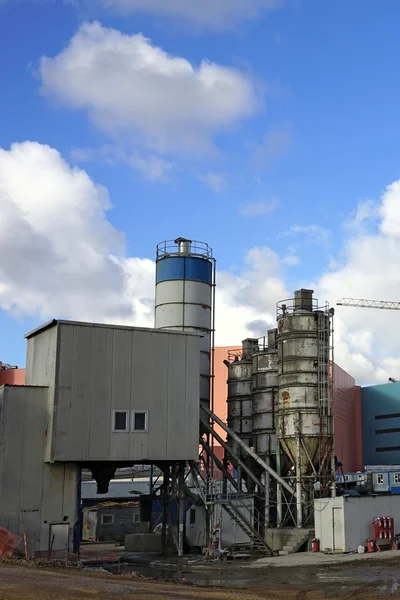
[2,0,400,383]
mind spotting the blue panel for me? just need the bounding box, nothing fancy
[156,257,185,283]
[184,257,212,283]
[156,256,212,284]
[362,383,400,466]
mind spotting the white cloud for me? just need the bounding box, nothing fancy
[240,198,277,217]
[345,199,380,233]
[70,145,173,181]
[214,247,289,345]
[128,153,173,181]
[283,224,332,246]
[4,141,400,388]
[39,22,261,156]
[314,180,400,384]
[282,254,300,266]
[200,172,227,193]
[0,141,153,323]
[99,0,283,28]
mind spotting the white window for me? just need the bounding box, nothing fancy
[377,473,384,485]
[112,410,129,432]
[101,514,115,525]
[394,472,400,484]
[132,411,148,432]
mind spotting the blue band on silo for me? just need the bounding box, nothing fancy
[156,257,212,284]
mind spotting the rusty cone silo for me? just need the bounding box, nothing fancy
[276,289,333,528]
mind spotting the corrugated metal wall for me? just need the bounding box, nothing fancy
[0,385,79,555]
[26,322,201,463]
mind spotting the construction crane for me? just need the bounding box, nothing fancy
[337,298,400,311]
[337,297,400,384]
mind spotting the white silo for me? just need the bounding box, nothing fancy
[155,238,215,411]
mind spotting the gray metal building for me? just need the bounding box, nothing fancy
[0,320,201,557]
[25,320,201,464]
[0,385,79,558]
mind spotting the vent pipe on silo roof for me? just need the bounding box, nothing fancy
[174,237,192,254]
[294,289,314,312]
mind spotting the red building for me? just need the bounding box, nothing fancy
[0,362,25,386]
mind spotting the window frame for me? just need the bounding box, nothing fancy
[394,472,400,484]
[376,473,384,485]
[112,410,129,433]
[101,514,115,526]
[132,410,148,432]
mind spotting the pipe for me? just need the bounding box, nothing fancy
[178,464,185,557]
[162,469,169,555]
[264,457,270,526]
[296,436,302,528]
[200,416,264,491]
[201,405,295,497]
[276,441,282,528]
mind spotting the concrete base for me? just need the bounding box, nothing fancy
[266,528,315,553]
[125,533,162,553]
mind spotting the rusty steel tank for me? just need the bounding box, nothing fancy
[276,289,331,476]
[252,329,278,463]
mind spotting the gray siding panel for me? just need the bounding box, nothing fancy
[55,324,75,460]
[167,334,186,459]
[148,332,169,459]
[109,328,133,461]
[89,327,113,460]
[0,386,79,555]
[185,336,201,457]
[68,325,95,461]
[27,321,200,463]
[25,327,57,386]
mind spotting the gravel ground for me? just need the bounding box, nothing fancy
[1,559,400,599]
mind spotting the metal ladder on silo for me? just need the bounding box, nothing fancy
[317,308,330,418]
[317,307,333,487]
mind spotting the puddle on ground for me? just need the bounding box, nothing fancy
[86,561,254,588]
[85,560,400,591]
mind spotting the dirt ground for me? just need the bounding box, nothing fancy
[1,558,400,600]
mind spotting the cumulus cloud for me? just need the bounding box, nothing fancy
[0,141,152,323]
[39,22,261,156]
[99,0,283,28]
[4,141,400,387]
[315,180,400,384]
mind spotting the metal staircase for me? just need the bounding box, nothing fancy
[211,494,273,555]
[219,499,273,554]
